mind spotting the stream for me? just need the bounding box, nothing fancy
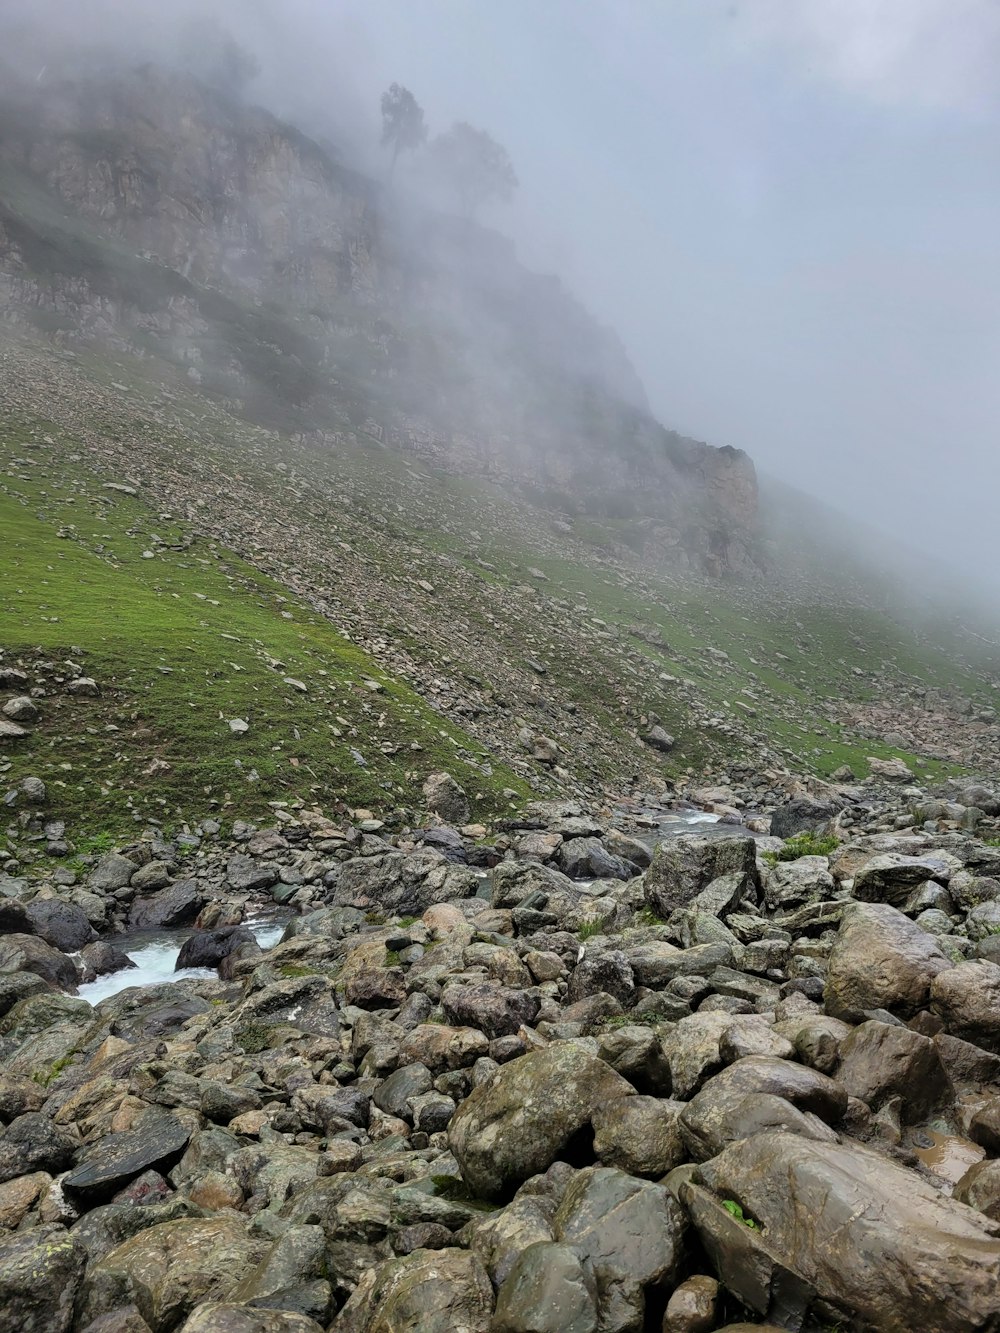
[76,811,722,1003]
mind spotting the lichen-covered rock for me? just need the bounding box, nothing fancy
[645,834,759,918]
[78,1216,270,1331]
[0,1224,86,1333]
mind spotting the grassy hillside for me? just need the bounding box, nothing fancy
[3,332,999,854]
[0,437,531,840]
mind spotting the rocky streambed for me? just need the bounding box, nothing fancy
[1,778,1000,1330]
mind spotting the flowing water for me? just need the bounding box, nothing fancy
[77,914,289,1005]
[76,812,721,1003]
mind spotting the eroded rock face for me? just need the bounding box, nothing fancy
[688,1132,1000,1333]
[448,1046,634,1200]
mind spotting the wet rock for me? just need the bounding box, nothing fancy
[333,1247,493,1333]
[129,881,204,930]
[853,853,955,906]
[79,1216,270,1331]
[90,854,138,893]
[835,1020,952,1121]
[441,982,540,1039]
[769,799,838,838]
[663,1275,719,1333]
[226,855,278,892]
[954,1160,1000,1221]
[558,837,634,881]
[176,926,255,971]
[26,896,98,951]
[931,960,1000,1052]
[553,1166,687,1332]
[645,833,759,918]
[567,951,635,1007]
[492,1241,598,1333]
[0,1111,78,1182]
[0,933,79,990]
[180,1308,324,1332]
[688,1131,1000,1332]
[80,941,136,979]
[344,968,407,1009]
[592,1095,686,1177]
[679,1056,847,1161]
[448,1045,634,1200]
[0,1223,86,1333]
[64,1113,191,1203]
[824,901,952,1022]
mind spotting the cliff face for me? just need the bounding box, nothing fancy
[0,67,760,574]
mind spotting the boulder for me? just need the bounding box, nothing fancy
[128,881,204,930]
[448,1046,634,1200]
[688,1131,1000,1332]
[78,1216,270,1331]
[493,1241,597,1333]
[824,901,952,1022]
[422,772,471,824]
[645,834,759,919]
[679,1056,846,1161]
[64,1113,191,1203]
[931,961,1000,1052]
[592,1095,686,1178]
[769,799,838,838]
[175,926,255,971]
[553,1167,687,1332]
[180,1308,324,1332]
[333,1247,493,1333]
[24,897,97,952]
[835,1020,952,1121]
[0,1112,78,1182]
[0,933,79,991]
[558,837,635,881]
[89,854,138,893]
[0,1224,86,1333]
[440,983,540,1039]
[853,853,955,906]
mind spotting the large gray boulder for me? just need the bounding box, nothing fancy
[686,1131,1000,1332]
[553,1167,687,1332]
[931,961,1000,1052]
[329,851,478,917]
[853,853,956,906]
[824,901,952,1021]
[333,1248,493,1333]
[448,1046,634,1200]
[835,1020,952,1121]
[645,834,759,918]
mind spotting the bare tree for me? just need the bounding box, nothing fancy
[380,83,427,177]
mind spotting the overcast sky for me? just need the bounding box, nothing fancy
[9,0,1000,590]
[277,0,998,589]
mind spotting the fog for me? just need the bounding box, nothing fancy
[5,0,1000,597]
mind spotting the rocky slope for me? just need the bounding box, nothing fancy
[0,66,759,577]
[1,773,1000,1330]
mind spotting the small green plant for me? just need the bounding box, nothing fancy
[983,837,1000,848]
[722,1199,758,1229]
[384,949,402,966]
[396,915,418,928]
[635,905,666,927]
[763,832,839,864]
[277,963,315,979]
[578,915,609,940]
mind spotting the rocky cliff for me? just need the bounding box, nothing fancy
[0,67,759,575]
